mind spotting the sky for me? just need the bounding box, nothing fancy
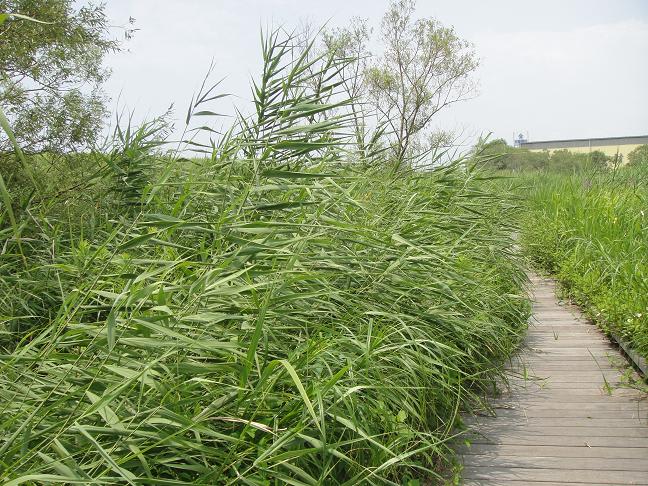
[103,0,648,148]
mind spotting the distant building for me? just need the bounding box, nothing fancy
[519,135,648,160]
[513,133,528,148]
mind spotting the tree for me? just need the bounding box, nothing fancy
[628,144,648,167]
[476,138,513,170]
[322,0,478,167]
[0,1,133,154]
[473,138,550,171]
[589,150,611,169]
[366,0,478,165]
[322,18,376,158]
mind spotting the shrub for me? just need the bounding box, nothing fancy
[628,144,648,167]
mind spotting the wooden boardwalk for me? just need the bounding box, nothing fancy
[460,274,648,485]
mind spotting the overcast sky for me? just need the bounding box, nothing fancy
[103,0,648,147]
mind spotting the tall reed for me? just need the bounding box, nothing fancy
[0,28,529,484]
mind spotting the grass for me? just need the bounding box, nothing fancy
[0,29,530,484]
[518,165,648,360]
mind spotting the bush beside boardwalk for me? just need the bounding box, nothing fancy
[0,32,531,485]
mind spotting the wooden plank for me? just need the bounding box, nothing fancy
[524,337,611,343]
[488,394,646,403]
[520,353,617,359]
[515,348,614,355]
[527,331,601,335]
[525,333,612,340]
[469,408,648,419]
[526,332,609,338]
[505,371,624,381]
[526,328,602,333]
[532,309,577,314]
[506,375,621,383]
[460,455,648,472]
[525,337,610,342]
[529,316,586,322]
[524,336,610,343]
[524,327,602,333]
[522,348,617,354]
[466,418,648,428]
[512,358,617,364]
[463,482,602,486]
[465,434,648,448]
[509,363,617,369]
[522,343,616,350]
[461,466,648,484]
[464,480,627,486]
[483,408,648,418]
[460,443,648,459]
[532,309,579,315]
[494,387,643,397]
[469,426,648,438]
[503,381,622,389]
[510,363,620,370]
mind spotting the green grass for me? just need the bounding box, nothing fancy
[519,165,648,359]
[0,29,530,484]
[0,163,529,484]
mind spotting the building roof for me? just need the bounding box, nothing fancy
[519,135,648,150]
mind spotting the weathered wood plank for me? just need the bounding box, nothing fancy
[461,455,648,471]
[521,348,617,355]
[467,425,648,437]
[524,327,604,333]
[519,354,617,360]
[466,434,648,448]
[461,443,648,459]
[510,363,620,371]
[462,466,648,484]
[484,404,648,415]
[464,481,628,486]
[493,389,643,399]
[465,418,648,429]
[469,407,648,419]
[524,341,610,346]
[488,394,646,403]
[504,380,622,389]
[505,371,624,381]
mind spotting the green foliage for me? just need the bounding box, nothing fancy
[0,162,530,484]
[477,139,549,171]
[321,17,372,144]
[324,0,478,166]
[106,115,170,212]
[476,139,610,173]
[547,149,608,172]
[628,144,648,167]
[0,27,530,484]
[0,0,130,153]
[369,0,478,164]
[520,167,648,358]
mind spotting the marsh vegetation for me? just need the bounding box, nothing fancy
[1,1,646,484]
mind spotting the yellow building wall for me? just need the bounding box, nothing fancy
[528,144,642,161]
